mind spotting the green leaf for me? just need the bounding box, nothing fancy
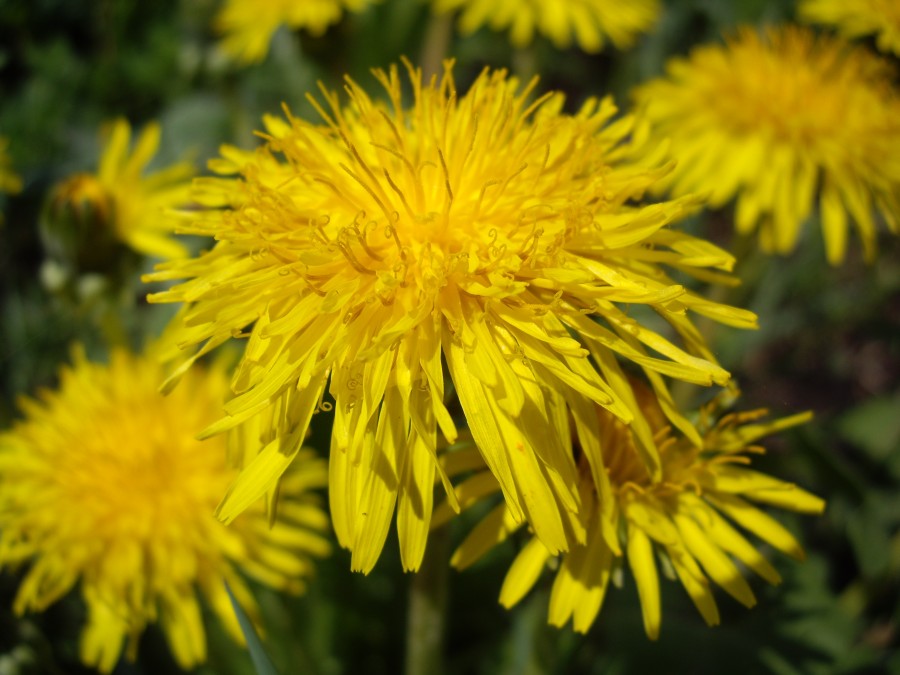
[224,582,281,675]
[836,395,900,463]
[845,499,892,580]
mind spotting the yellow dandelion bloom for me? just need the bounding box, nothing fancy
[0,136,23,195]
[800,0,900,56]
[44,118,194,263]
[432,0,660,52]
[145,61,755,575]
[437,387,824,639]
[215,0,378,63]
[633,26,900,265]
[0,346,330,673]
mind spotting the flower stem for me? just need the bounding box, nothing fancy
[512,46,538,83]
[404,524,450,675]
[419,12,454,81]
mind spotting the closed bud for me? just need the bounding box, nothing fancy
[39,173,127,275]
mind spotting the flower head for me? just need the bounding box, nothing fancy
[432,0,660,52]
[215,0,378,63]
[437,386,824,639]
[633,26,900,264]
[146,61,755,574]
[0,346,330,672]
[800,0,900,56]
[0,136,22,195]
[42,119,194,264]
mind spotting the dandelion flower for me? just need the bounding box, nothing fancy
[432,0,660,52]
[800,0,900,56]
[146,61,755,574]
[215,0,378,63]
[42,118,194,266]
[0,346,330,673]
[438,386,824,638]
[0,136,22,195]
[633,26,900,264]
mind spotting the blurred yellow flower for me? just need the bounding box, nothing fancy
[432,0,660,52]
[0,136,22,195]
[215,0,378,63]
[633,26,900,264]
[145,61,754,575]
[800,0,900,56]
[437,386,824,638]
[43,119,194,263]
[0,346,330,673]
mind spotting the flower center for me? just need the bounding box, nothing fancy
[54,383,228,544]
[254,67,597,314]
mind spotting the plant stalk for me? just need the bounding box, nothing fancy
[404,524,450,675]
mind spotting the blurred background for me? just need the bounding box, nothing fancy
[0,0,898,673]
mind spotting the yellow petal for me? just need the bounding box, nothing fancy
[706,493,806,560]
[705,465,826,514]
[159,590,206,668]
[450,503,524,570]
[351,388,402,574]
[567,393,619,552]
[679,493,780,585]
[397,429,436,572]
[549,514,615,633]
[445,329,523,521]
[666,543,719,627]
[81,587,128,673]
[716,411,812,451]
[499,537,552,608]
[125,121,162,177]
[98,119,130,183]
[590,346,662,479]
[673,510,756,608]
[432,470,499,528]
[216,428,304,525]
[820,178,848,265]
[329,422,356,550]
[626,522,661,640]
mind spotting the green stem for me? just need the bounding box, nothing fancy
[419,12,454,82]
[512,45,538,84]
[404,524,450,675]
[501,585,551,675]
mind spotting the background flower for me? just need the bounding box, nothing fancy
[0,345,330,672]
[800,0,900,56]
[215,0,378,63]
[41,118,195,264]
[431,0,660,52]
[633,26,900,264]
[437,387,825,639]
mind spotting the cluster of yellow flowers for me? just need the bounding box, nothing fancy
[1,0,898,671]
